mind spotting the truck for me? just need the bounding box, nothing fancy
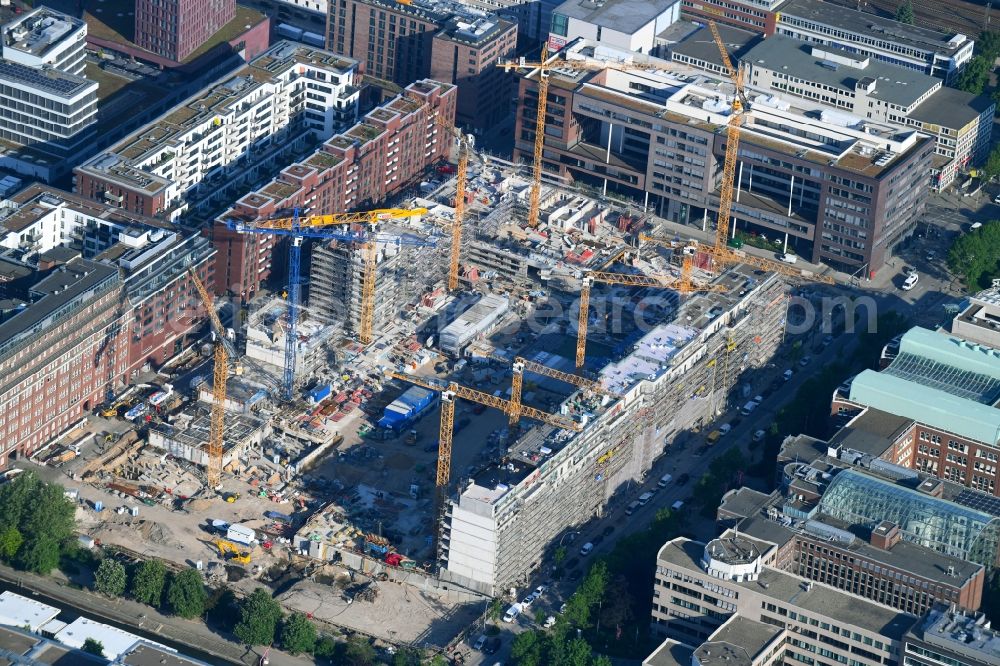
[226,524,255,546]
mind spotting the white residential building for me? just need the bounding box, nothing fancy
[2,7,87,75]
[75,41,360,221]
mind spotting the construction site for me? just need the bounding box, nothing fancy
[16,28,846,649]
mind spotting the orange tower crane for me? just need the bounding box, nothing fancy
[496,355,618,425]
[433,114,478,291]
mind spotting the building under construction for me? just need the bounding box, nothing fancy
[439,266,787,595]
[309,230,449,338]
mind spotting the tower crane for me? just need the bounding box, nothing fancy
[639,23,835,286]
[387,371,581,523]
[499,50,663,228]
[490,354,617,425]
[188,269,233,490]
[227,207,431,398]
[432,113,482,291]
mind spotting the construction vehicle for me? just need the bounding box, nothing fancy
[227,207,433,385]
[499,50,662,228]
[388,371,581,553]
[214,539,251,564]
[224,492,240,503]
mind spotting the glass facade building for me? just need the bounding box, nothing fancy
[820,469,1000,567]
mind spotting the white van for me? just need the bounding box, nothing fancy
[671,500,685,511]
[902,273,919,291]
[658,474,673,488]
[580,542,594,556]
[780,253,798,264]
[625,501,641,516]
[638,491,654,506]
[503,604,522,623]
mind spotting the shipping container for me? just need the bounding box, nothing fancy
[226,524,255,545]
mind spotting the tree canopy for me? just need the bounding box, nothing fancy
[234,588,283,647]
[94,559,127,597]
[956,55,992,94]
[895,0,914,24]
[0,472,76,574]
[166,569,208,619]
[279,613,317,655]
[948,220,1000,288]
[81,639,104,657]
[130,560,167,607]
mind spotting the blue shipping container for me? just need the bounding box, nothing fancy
[377,386,437,430]
[309,384,332,404]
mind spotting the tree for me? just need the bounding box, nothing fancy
[130,560,167,607]
[342,636,377,665]
[948,220,1000,288]
[313,636,338,661]
[165,569,208,619]
[0,472,75,574]
[982,144,1000,180]
[81,638,105,657]
[94,559,127,597]
[598,575,633,633]
[979,30,1000,60]
[0,527,23,561]
[895,0,914,24]
[486,598,503,623]
[234,588,283,647]
[391,648,422,666]
[279,613,317,655]
[511,630,545,666]
[956,55,992,94]
[553,546,567,567]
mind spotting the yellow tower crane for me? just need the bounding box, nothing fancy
[499,50,663,228]
[188,269,231,489]
[432,114,480,291]
[639,23,835,286]
[494,355,617,425]
[388,371,581,517]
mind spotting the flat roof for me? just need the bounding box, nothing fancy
[3,7,85,58]
[777,0,970,57]
[742,35,940,109]
[827,408,914,457]
[0,60,94,98]
[671,23,760,69]
[644,638,696,666]
[0,592,60,633]
[54,618,168,660]
[121,643,209,666]
[553,0,680,34]
[909,86,995,128]
[659,538,918,640]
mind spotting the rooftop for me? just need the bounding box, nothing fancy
[644,638,696,666]
[777,0,971,57]
[658,538,918,640]
[54,617,168,660]
[0,591,59,632]
[0,59,94,98]
[695,616,782,666]
[909,86,995,128]
[3,7,85,59]
[910,607,1000,666]
[553,0,680,34]
[742,35,941,110]
[827,408,913,457]
[670,23,760,70]
[437,14,514,45]
[120,643,210,666]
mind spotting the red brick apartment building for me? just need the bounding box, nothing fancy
[135,0,236,62]
[212,79,456,297]
[327,0,515,130]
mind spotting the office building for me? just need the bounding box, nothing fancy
[953,283,1000,350]
[742,35,994,189]
[512,41,933,274]
[440,267,786,595]
[214,79,455,298]
[0,184,215,379]
[547,0,681,54]
[74,42,360,223]
[0,59,97,182]
[2,7,87,75]
[135,0,236,62]
[775,0,974,83]
[679,0,783,34]
[326,0,516,130]
[717,486,986,615]
[653,535,918,658]
[905,607,1000,666]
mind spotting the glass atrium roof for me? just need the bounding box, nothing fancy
[884,352,1000,404]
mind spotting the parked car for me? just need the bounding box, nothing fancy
[580,542,594,556]
[474,635,487,651]
[535,584,548,596]
[677,473,691,485]
[753,429,766,443]
[719,423,732,436]
[485,637,501,654]
[799,356,812,367]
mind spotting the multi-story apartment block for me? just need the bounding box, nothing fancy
[74,42,360,223]
[0,253,125,465]
[3,7,87,75]
[652,534,918,660]
[513,42,933,274]
[679,0,783,34]
[440,268,786,595]
[326,0,516,131]
[717,487,986,615]
[213,79,456,297]
[775,0,973,83]
[742,36,994,190]
[547,0,680,54]
[135,0,236,62]
[0,185,215,378]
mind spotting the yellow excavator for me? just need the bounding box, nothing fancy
[214,539,251,564]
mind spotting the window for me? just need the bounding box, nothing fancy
[550,12,568,36]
